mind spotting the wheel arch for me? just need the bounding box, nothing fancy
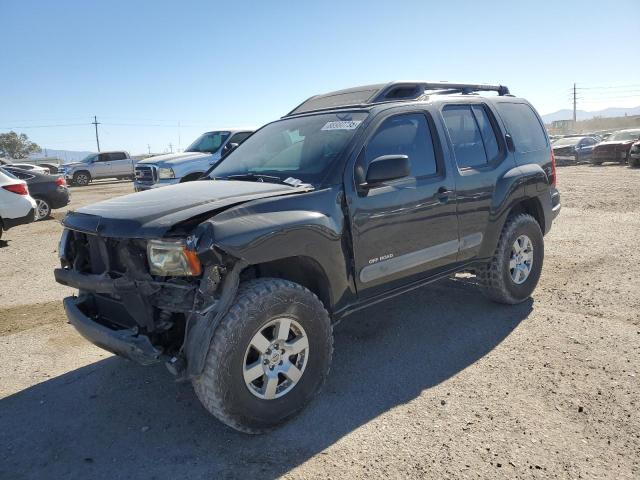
[244,256,333,313]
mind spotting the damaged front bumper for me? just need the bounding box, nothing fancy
[63,295,163,366]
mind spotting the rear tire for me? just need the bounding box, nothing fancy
[193,278,333,434]
[34,198,51,220]
[629,157,639,168]
[477,213,544,304]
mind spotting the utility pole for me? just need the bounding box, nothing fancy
[572,83,577,123]
[92,115,101,152]
[147,144,151,155]
[168,142,173,153]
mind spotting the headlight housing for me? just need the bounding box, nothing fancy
[158,167,175,179]
[147,240,202,276]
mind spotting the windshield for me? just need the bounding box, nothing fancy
[80,154,96,163]
[553,137,581,147]
[608,130,640,142]
[208,112,367,185]
[186,131,230,153]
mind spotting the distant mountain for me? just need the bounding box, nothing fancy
[542,106,640,123]
[28,149,94,163]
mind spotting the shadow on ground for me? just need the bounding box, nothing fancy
[0,278,532,479]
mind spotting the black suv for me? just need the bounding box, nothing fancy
[55,82,561,433]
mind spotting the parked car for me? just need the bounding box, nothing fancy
[59,151,135,186]
[590,129,640,164]
[39,162,61,174]
[0,168,36,239]
[3,166,70,220]
[54,81,560,433]
[552,136,599,163]
[9,163,50,174]
[134,130,253,191]
[629,140,640,167]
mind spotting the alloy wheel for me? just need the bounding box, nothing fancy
[243,317,309,400]
[510,234,534,284]
[35,199,50,220]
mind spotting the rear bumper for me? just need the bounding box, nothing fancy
[2,207,35,230]
[63,296,163,366]
[48,188,71,209]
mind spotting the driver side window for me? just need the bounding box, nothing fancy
[363,113,438,179]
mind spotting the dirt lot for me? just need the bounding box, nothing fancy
[1,168,639,479]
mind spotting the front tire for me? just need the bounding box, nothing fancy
[477,213,544,304]
[73,171,91,186]
[193,278,333,434]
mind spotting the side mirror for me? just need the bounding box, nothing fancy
[222,142,239,157]
[362,154,410,188]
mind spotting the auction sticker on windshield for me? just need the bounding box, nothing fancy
[321,120,362,131]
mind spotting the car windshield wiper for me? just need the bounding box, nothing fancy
[213,173,315,189]
[224,173,286,184]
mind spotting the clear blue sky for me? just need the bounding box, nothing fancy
[2,0,639,155]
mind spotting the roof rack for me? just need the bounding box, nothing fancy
[285,81,511,117]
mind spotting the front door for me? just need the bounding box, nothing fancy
[346,110,459,298]
[93,153,112,177]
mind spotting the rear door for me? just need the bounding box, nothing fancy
[346,108,459,298]
[108,152,131,176]
[440,102,511,261]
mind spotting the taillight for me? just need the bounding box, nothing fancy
[550,150,557,187]
[55,176,66,186]
[2,183,29,195]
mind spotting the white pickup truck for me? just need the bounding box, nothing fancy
[133,129,253,191]
[60,151,135,186]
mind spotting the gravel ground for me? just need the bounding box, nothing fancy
[1,167,639,479]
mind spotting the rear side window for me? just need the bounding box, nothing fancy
[228,132,252,145]
[366,113,438,178]
[108,152,127,161]
[442,105,501,168]
[496,103,547,153]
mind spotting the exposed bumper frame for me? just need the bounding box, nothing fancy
[63,296,163,366]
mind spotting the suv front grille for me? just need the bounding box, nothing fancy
[135,165,157,183]
[62,229,147,275]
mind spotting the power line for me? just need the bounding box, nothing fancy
[0,123,88,129]
[576,84,640,90]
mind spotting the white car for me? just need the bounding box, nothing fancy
[0,168,37,239]
[10,163,50,175]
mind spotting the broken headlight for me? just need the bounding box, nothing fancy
[147,240,202,276]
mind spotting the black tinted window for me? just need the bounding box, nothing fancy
[366,113,437,177]
[472,105,500,162]
[228,132,252,145]
[98,154,110,162]
[442,105,489,168]
[108,152,127,160]
[496,103,547,153]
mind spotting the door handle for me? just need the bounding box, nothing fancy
[437,187,451,203]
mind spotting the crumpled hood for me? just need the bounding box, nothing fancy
[62,180,305,238]
[137,151,212,166]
